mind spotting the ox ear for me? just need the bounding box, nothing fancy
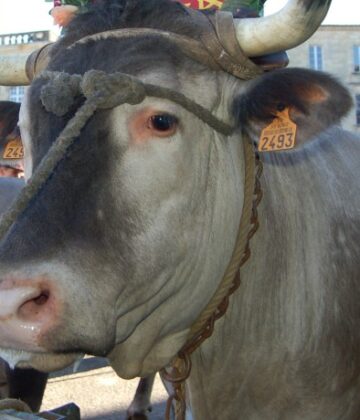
[234,68,353,147]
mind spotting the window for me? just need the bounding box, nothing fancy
[309,45,323,71]
[8,86,25,103]
[356,95,360,126]
[353,46,360,73]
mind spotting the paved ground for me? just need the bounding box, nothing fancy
[40,357,168,420]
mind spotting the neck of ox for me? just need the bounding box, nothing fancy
[108,124,245,379]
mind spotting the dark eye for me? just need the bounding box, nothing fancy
[149,114,178,132]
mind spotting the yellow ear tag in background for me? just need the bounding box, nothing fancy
[258,108,297,152]
[3,137,24,159]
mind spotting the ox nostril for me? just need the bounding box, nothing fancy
[33,291,49,306]
[0,283,57,352]
[18,290,50,320]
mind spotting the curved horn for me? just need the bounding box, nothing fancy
[235,0,331,57]
[0,55,31,86]
[0,43,54,86]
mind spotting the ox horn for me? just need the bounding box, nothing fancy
[0,43,53,86]
[235,0,331,57]
[0,54,31,86]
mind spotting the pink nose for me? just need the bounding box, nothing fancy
[0,278,57,352]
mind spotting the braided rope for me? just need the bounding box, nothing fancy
[161,135,263,420]
[189,138,255,336]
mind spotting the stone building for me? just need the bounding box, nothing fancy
[0,30,57,102]
[287,25,360,134]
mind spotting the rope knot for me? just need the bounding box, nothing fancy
[40,71,82,117]
[40,70,147,117]
[80,70,146,109]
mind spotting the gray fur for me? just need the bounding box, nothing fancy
[0,178,24,213]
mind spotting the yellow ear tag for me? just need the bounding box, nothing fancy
[3,137,24,159]
[258,108,297,152]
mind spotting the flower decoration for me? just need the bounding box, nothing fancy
[50,5,79,27]
[45,0,93,28]
[177,0,224,9]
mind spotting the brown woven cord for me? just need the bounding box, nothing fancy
[189,138,256,336]
[160,136,263,420]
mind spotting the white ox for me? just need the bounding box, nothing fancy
[0,0,359,418]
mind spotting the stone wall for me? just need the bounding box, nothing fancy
[287,25,360,134]
[0,31,56,103]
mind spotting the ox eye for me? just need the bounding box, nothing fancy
[148,114,178,136]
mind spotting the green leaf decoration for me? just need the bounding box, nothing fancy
[221,0,266,14]
[62,0,90,6]
[44,0,90,6]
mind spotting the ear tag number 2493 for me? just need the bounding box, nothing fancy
[258,108,297,152]
[3,138,24,159]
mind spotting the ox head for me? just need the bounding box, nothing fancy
[0,0,352,378]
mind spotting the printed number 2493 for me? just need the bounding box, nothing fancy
[260,133,294,151]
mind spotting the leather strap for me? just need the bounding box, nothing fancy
[186,9,263,80]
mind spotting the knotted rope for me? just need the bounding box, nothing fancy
[0,69,234,241]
